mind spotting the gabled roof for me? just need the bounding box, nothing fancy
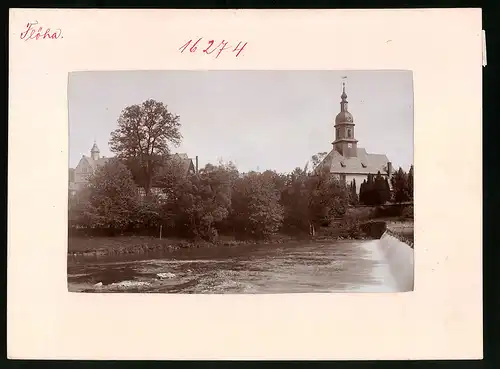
[81,155,111,170]
[164,153,195,175]
[318,148,389,175]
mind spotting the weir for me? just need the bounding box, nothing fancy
[375,231,414,292]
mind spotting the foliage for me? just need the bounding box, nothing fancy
[81,160,139,233]
[390,167,411,203]
[109,99,182,195]
[231,171,284,239]
[280,167,310,233]
[359,172,391,206]
[310,151,328,171]
[401,204,414,219]
[306,167,348,228]
[348,179,358,205]
[135,195,162,229]
[280,165,348,235]
[359,220,387,239]
[159,163,233,241]
[408,165,414,201]
[69,150,360,241]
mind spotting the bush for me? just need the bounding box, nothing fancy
[360,220,387,239]
[372,204,405,218]
[401,205,414,219]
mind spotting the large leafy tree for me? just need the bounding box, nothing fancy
[306,167,348,234]
[231,172,284,239]
[280,167,310,234]
[83,159,139,233]
[160,163,233,241]
[109,99,182,195]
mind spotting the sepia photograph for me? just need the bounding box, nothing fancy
[67,70,414,294]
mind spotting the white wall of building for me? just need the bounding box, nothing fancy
[332,173,390,194]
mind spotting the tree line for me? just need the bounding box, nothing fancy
[69,99,413,241]
[69,159,351,241]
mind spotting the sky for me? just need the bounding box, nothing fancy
[68,70,414,173]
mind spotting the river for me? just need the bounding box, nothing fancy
[67,239,411,293]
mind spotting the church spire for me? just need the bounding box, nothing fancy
[340,82,348,112]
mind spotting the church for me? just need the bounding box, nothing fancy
[316,82,392,194]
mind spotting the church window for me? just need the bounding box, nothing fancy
[347,129,352,138]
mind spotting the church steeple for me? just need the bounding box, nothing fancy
[332,80,358,158]
[90,140,100,160]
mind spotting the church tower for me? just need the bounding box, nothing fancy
[332,82,358,157]
[90,140,100,160]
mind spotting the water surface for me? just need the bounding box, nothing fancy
[67,239,403,293]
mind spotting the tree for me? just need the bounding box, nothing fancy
[280,167,310,234]
[306,167,348,235]
[359,179,367,205]
[109,99,182,196]
[83,159,139,234]
[68,187,91,229]
[384,177,391,202]
[162,163,233,241]
[310,151,328,171]
[408,165,414,201]
[349,179,358,205]
[374,171,391,205]
[391,167,411,203]
[231,172,284,239]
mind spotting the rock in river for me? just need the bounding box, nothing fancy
[157,272,176,279]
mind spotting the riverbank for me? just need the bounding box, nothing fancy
[68,219,414,258]
[68,233,371,258]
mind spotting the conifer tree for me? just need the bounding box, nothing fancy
[359,180,367,205]
[408,165,414,201]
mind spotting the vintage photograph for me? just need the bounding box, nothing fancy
[68,70,414,294]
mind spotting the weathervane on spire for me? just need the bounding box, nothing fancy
[340,76,348,96]
[340,76,348,101]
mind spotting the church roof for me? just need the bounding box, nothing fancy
[335,111,353,124]
[169,153,194,174]
[82,155,111,170]
[318,148,390,175]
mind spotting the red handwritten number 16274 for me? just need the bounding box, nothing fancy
[179,38,247,58]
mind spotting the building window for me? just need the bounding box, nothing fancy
[347,129,352,138]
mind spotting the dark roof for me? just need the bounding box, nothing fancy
[82,155,111,170]
[318,148,390,175]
